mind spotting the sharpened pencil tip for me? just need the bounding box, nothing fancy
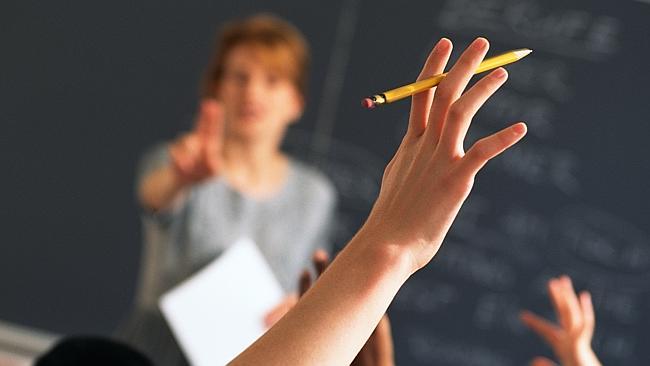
[513,49,533,59]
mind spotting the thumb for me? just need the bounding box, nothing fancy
[520,310,560,347]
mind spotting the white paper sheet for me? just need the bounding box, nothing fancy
[160,238,284,366]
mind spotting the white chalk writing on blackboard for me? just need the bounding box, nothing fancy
[438,0,621,60]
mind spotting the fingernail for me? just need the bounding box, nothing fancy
[437,38,451,51]
[472,37,488,50]
[493,68,507,79]
[512,122,527,134]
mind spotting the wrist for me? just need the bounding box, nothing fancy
[562,342,599,366]
[347,226,416,283]
[168,163,190,187]
[575,343,600,366]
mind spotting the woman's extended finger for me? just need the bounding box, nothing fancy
[197,100,223,144]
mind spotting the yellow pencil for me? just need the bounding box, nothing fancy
[362,48,532,109]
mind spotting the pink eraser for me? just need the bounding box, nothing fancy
[362,98,375,109]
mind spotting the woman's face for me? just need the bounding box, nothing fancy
[216,44,303,144]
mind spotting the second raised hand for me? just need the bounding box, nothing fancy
[521,276,601,366]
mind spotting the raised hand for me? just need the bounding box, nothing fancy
[169,99,222,185]
[520,276,601,366]
[359,37,527,272]
[298,250,394,366]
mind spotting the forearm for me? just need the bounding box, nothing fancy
[230,229,413,365]
[138,164,186,212]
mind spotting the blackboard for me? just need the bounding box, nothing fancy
[2,0,650,364]
[286,0,650,364]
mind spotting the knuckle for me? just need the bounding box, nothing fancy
[433,87,452,105]
[382,161,394,181]
[448,103,468,121]
[456,55,475,72]
[444,170,474,197]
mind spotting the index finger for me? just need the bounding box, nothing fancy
[196,99,222,139]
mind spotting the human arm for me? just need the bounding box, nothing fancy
[263,294,299,328]
[138,99,222,211]
[298,249,395,366]
[230,37,527,365]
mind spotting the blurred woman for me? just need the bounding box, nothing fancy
[122,14,336,365]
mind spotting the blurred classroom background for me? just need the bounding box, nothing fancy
[2,0,650,364]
